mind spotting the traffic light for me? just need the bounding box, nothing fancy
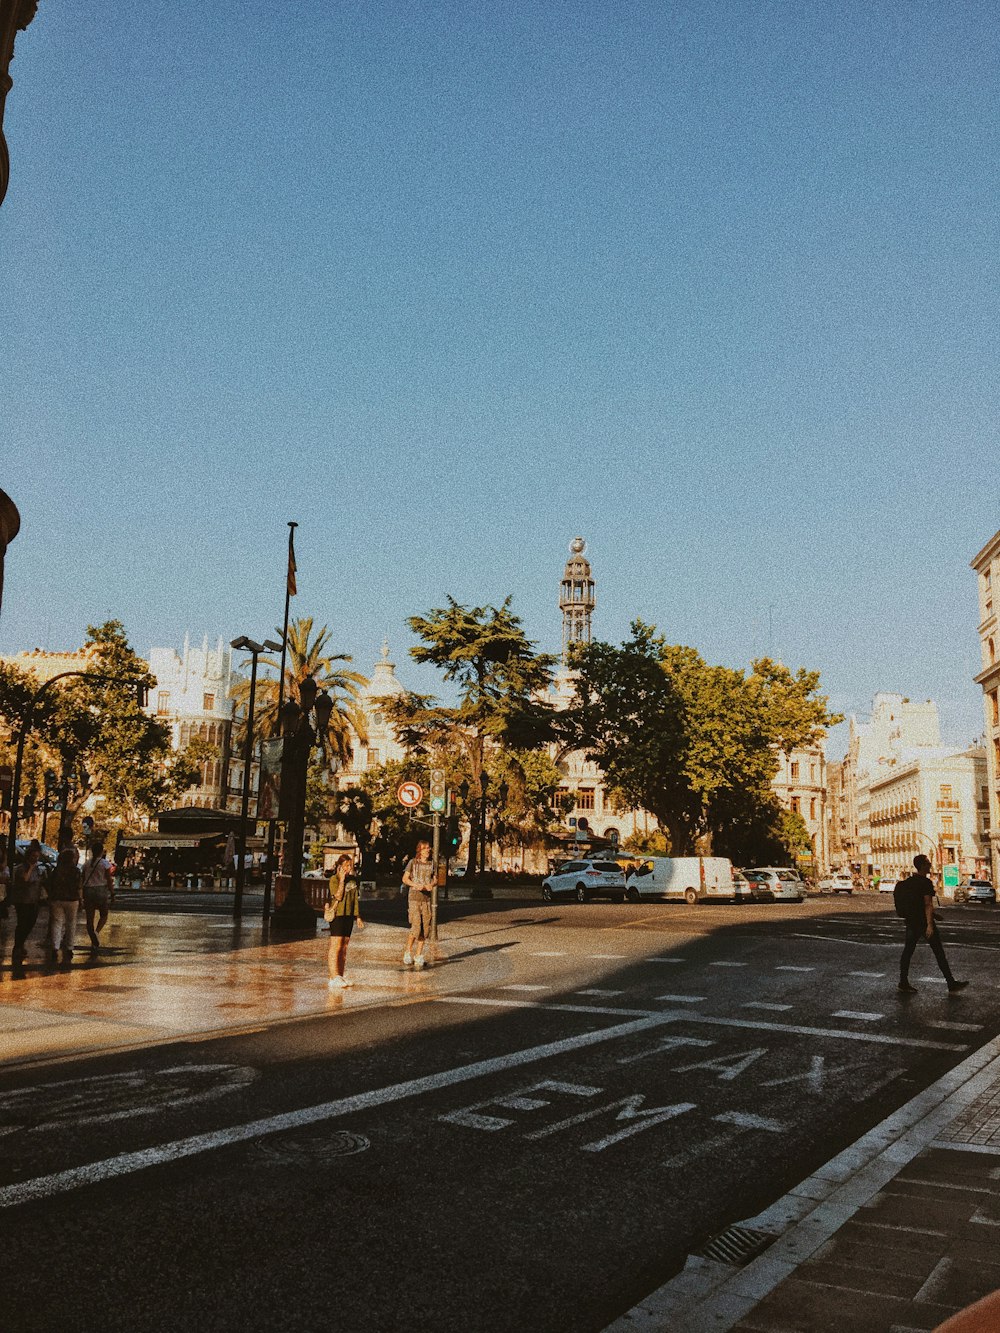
[445,814,461,854]
[429,767,446,814]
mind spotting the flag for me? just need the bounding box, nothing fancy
[287,533,297,597]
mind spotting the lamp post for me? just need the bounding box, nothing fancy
[39,769,57,846]
[230,636,282,920]
[270,677,334,931]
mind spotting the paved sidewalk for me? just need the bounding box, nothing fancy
[0,903,515,1070]
[610,1036,1000,1333]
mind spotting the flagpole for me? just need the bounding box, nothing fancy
[263,521,297,920]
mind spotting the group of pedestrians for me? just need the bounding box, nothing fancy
[323,840,437,989]
[0,837,115,978]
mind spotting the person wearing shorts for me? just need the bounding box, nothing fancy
[327,852,363,989]
[403,840,434,970]
[81,840,114,955]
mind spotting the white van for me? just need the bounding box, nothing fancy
[625,857,745,905]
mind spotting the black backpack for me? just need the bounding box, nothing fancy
[893,876,913,919]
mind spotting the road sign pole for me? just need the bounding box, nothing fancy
[431,810,441,945]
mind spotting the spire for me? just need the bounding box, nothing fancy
[559,538,596,662]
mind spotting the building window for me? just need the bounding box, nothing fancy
[157,692,170,715]
[940,784,952,801]
[366,748,380,768]
[791,796,800,815]
[576,789,595,812]
[991,691,999,729]
[790,762,800,780]
[941,817,954,836]
[203,693,215,711]
[810,798,817,820]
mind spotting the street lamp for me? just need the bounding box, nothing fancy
[230,636,282,919]
[270,677,334,931]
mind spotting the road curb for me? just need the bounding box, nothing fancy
[603,1031,1000,1333]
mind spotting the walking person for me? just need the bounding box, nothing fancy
[47,847,83,970]
[327,852,364,990]
[402,840,434,970]
[10,839,46,979]
[897,854,968,993]
[81,838,114,955]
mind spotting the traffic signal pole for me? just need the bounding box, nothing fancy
[430,809,441,945]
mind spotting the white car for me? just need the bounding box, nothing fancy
[744,867,805,902]
[542,859,626,903]
[878,878,898,895]
[819,871,854,895]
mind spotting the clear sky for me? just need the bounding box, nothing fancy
[2,1,996,754]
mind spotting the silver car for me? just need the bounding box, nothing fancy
[541,859,626,903]
[744,866,805,903]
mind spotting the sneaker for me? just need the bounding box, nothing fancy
[402,952,414,967]
[328,976,348,989]
[414,955,426,970]
[897,981,918,993]
[948,980,969,992]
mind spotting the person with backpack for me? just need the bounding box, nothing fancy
[10,839,46,979]
[895,854,968,993]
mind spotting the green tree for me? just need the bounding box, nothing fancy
[383,598,555,877]
[233,617,368,765]
[566,621,841,859]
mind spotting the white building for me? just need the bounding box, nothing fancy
[337,641,408,785]
[972,530,1000,885]
[869,746,990,881]
[147,634,243,810]
[837,693,943,874]
[550,539,654,849]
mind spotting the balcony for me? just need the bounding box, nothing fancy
[936,800,960,811]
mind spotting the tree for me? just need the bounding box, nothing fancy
[232,617,368,766]
[0,622,203,834]
[566,621,842,859]
[382,598,555,877]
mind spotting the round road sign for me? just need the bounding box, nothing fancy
[397,781,423,808]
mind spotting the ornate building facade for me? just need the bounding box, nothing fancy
[972,529,1000,885]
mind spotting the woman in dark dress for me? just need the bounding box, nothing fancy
[327,852,364,989]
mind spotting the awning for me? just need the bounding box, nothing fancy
[117,833,226,849]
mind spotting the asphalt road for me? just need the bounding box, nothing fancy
[2,895,998,1333]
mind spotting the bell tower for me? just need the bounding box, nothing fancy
[559,537,596,661]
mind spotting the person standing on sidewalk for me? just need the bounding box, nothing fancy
[327,852,364,990]
[897,854,967,993]
[47,846,83,970]
[402,840,434,970]
[10,839,45,979]
[81,838,114,955]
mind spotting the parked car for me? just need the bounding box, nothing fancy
[741,870,776,902]
[964,878,996,905]
[541,859,626,903]
[12,839,58,877]
[819,871,854,895]
[624,856,743,905]
[743,867,805,902]
[877,877,898,896]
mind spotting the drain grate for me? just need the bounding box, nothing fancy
[696,1225,776,1267]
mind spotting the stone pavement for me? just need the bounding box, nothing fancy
[612,1036,1000,1333]
[0,896,514,1070]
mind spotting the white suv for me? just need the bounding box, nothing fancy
[542,859,626,903]
[744,866,805,902]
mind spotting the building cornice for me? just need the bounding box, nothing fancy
[971,528,1000,574]
[974,661,1000,689]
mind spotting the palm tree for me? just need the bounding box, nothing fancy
[232,617,368,767]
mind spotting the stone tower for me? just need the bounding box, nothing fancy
[559,537,596,661]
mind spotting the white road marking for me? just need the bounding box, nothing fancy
[655,994,706,1004]
[502,984,549,992]
[849,971,885,978]
[0,1013,673,1211]
[436,996,656,1018]
[686,1013,965,1051]
[713,1111,785,1133]
[576,988,625,997]
[593,953,627,960]
[776,966,814,972]
[832,1011,884,1022]
[710,961,747,968]
[743,1002,792,1012]
[530,952,566,957]
[927,1020,983,1032]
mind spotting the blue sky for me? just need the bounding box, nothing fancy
[1,1,997,754]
